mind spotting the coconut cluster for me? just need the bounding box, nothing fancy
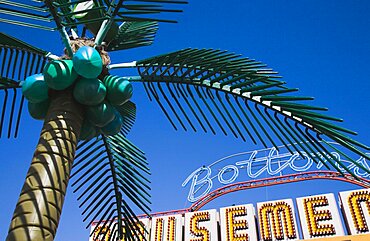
[21,46,133,140]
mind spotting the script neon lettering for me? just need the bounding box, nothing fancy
[182,167,213,202]
[183,144,369,203]
[218,165,239,184]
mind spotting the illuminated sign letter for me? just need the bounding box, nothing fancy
[297,193,344,239]
[190,212,210,241]
[151,215,183,241]
[185,210,218,241]
[91,226,111,241]
[257,199,298,241]
[339,188,370,235]
[89,218,150,241]
[122,218,150,241]
[155,218,164,241]
[304,197,335,236]
[220,204,258,241]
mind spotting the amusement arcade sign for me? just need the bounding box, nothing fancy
[90,188,370,241]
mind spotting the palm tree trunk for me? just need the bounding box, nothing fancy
[6,90,83,241]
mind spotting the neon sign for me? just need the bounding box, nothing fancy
[182,143,370,202]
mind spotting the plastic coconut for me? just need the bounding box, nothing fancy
[101,111,123,136]
[73,77,106,105]
[28,100,50,120]
[43,60,78,90]
[86,101,115,127]
[103,75,133,106]
[79,119,99,140]
[72,46,103,79]
[22,73,49,103]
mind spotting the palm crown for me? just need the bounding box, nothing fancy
[0,1,369,241]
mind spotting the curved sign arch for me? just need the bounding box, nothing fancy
[182,142,370,206]
[188,170,370,211]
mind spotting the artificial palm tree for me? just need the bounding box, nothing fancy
[0,1,369,241]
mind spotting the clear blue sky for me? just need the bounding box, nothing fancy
[0,1,369,240]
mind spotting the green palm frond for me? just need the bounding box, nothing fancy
[0,1,186,50]
[0,0,55,31]
[0,43,48,138]
[0,34,48,84]
[0,32,48,55]
[79,0,186,45]
[107,21,159,51]
[100,0,187,23]
[72,102,150,241]
[131,48,370,179]
[116,100,137,135]
[0,0,82,31]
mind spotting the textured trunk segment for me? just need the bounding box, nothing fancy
[6,91,83,241]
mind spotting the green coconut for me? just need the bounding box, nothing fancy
[103,75,133,106]
[43,59,78,90]
[72,46,103,79]
[101,110,123,136]
[86,101,115,127]
[28,99,50,120]
[73,77,106,105]
[22,73,49,103]
[79,119,99,140]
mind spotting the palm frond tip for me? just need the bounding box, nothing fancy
[107,21,159,51]
[116,101,137,135]
[133,48,370,178]
[72,133,150,241]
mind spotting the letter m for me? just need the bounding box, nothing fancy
[259,201,297,241]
